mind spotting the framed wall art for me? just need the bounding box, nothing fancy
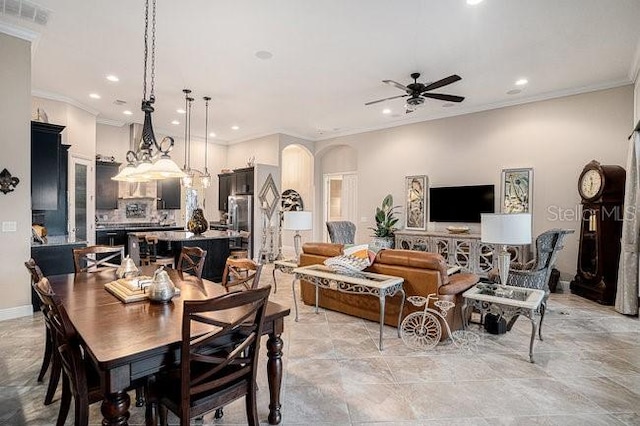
[405,175,428,230]
[501,168,533,214]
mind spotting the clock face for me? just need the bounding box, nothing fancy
[580,169,603,199]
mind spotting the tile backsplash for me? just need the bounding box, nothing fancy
[96,181,180,225]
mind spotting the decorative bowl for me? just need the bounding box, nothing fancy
[446,226,470,234]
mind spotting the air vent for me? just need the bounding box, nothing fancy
[2,0,50,26]
[114,99,127,105]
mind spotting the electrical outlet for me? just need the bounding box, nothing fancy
[2,221,17,232]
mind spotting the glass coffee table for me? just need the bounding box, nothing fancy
[292,264,405,350]
[461,283,545,363]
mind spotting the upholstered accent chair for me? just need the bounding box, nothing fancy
[326,221,356,244]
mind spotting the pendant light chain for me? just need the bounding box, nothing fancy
[204,97,210,172]
[150,0,156,100]
[142,0,149,102]
[187,96,193,169]
[142,0,156,102]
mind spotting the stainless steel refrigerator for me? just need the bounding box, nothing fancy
[228,195,253,257]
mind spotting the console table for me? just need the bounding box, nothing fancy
[292,265,405,350]
[395,230,529,277]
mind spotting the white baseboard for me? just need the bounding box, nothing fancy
[556,279,570,293]
[0,305,34,321]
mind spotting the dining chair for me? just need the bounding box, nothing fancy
[33,277,148,426]
[221,258,264,292]
[177,246,207,278]
[145,235,176,269]
[153,285,272,426]
[26,259,61,406]
[72,245,125,273]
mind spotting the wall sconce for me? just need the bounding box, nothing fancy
[0,169,20,194]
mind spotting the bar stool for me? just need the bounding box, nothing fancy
[145,235,175,269]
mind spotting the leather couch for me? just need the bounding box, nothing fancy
[299,242,479,337]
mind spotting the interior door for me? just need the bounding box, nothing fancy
[323,172,358,242]
[69,155,95,244]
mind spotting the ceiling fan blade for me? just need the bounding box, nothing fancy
[364,94,408,106]
[422,93,465,102]
[383,80,410,92]
[422,74,462,92]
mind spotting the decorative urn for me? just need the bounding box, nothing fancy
[147,267,176,303]
[187,208,209,235]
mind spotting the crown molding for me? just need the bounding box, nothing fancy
[32,89,100,116]
[315,79,633,142]
[0,19,39,42]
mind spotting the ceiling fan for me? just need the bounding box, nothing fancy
[365,73,465,113]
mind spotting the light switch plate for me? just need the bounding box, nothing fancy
[2,221,17,232]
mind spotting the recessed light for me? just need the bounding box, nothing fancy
[123,110,133,115]
[231,125,239,130]
[106,75,119,82]
[89,93,101,99]
[176,109,186,114]
[515,78,528,86]
[209,132,216,137]
[466,0,483,5]
[255,50,273,60]
[171,120,180,125]
[507,89,521,95]
[382,108,391,115]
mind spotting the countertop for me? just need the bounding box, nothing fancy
[127,230,241,241]
[95,223,181,231]
[31,235,87,247]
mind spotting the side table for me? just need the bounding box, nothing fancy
[272,259,298,294]
[461,284,545,363]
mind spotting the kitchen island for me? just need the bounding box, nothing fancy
[128,230,239,282]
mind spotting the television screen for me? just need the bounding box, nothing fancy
[429,185,495,223]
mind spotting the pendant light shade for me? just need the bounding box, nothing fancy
[147,154,188,179]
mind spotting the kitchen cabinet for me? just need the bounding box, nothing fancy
[96,161,120,209]
[233,167,254,194]
[31,122,65,210]
[218,173,233,211]
[96,229,127,248]
[156,178,181,209]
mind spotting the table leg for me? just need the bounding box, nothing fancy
[100,391,130,426]
[397,289,406,338]
[461,301,469,329]
[272,268,278,294]
[538,302,546,341]
[315,284,319,314]
[528,316,538,363]
[378,294,385,351]
[267,332,284,425]
[292,277,299,322]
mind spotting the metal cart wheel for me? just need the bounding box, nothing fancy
[401,311,442,350]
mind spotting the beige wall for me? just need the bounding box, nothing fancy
[226,134,279,169]
[635,75,639,123]
[316,86,634,279]
[0,34,32,318]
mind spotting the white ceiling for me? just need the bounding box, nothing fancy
[3,0,640,144]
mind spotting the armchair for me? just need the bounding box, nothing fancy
[326,221,356,244]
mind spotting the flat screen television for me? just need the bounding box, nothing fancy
[429,185,495,223]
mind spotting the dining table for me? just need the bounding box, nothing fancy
[47,265,290,425]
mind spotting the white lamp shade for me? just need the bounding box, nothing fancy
[146,157,187,179]
[283,211,313,231]
[481,213,532,245]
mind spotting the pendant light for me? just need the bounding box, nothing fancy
[112,0,185,182]
[180,89,194,188]
[201,96,212,189]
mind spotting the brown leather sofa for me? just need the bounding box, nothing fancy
[299,242,479,337]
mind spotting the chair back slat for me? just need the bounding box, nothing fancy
[178,246,207,278]
[73,245,125,273]
[25,258,44,283]
[221,258,263,292]
[179,286,271,418]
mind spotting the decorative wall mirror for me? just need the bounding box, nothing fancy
[258,174,280,219]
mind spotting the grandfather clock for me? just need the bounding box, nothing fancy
[570,160,625,305]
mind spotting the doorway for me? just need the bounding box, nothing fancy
[323,172,357,242]
[68,155,95,244]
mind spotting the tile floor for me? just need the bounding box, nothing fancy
[2,264,640,425]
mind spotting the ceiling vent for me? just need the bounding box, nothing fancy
[2,0,50,26]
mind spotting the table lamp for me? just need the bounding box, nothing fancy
[481,213,532,286]
[283,211,313,261]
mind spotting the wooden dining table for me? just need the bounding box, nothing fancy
[47,266,290,425]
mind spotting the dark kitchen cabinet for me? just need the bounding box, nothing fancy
[31,122,65,210]
[96,161,120,209]
[233,167,254,194]
[218,173,233,211]
[96,229,127,248]
[156,178,181,210]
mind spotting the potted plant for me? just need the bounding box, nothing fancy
[370,194,400,249]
